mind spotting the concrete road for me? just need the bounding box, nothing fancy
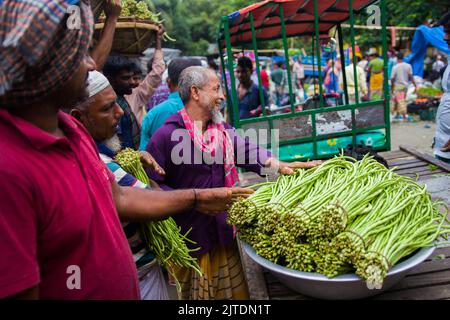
[390,120,436,155]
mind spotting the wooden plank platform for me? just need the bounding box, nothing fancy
[237,146,450,300]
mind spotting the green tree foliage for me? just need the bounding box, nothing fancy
[145,0,450,55]
[352,0,449,51]
[150,0,255,54]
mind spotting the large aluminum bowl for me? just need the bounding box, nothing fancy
[241,241,435,300]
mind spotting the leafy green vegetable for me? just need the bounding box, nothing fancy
[417,87,443,97]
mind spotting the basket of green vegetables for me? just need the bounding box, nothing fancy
[93,0,175,56]
[90,0,105,23]
[229,155,450,299]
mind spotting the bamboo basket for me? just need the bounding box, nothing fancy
[94,17,159,56]
[90,0,105,23]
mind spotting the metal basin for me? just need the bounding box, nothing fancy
[241,241,435,300]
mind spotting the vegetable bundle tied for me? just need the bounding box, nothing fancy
[115,148,201,283]
[228,155,450,289]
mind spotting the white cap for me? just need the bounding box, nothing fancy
[86,70,110,98]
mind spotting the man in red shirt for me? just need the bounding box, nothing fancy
[260,65,270,90]
[0,0,250,300]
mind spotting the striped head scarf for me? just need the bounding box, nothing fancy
[0,0,93,107]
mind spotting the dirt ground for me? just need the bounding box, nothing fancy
[390,120,436,155]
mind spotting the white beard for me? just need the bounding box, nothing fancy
[103,134,122,154]
[211,108,224,124]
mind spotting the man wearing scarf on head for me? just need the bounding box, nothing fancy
[0,0,247,300]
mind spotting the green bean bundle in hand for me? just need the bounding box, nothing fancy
[115,148,201,280]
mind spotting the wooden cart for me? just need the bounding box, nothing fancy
[238,146,450,300]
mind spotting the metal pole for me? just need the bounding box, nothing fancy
[349,0,357,149]
[313,0,324,109]
[280,4,295,112]
[250,12,267,116]
[337,24,349,105]
[223,17,239,127]
[349,0,359,104]
[310,36,318,158]
[218,39,232,118]
[311,36,315,85]
[381,0,391,150]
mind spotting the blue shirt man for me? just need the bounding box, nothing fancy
[236,56,268,119]
[238,83,268,119]
[140,92,184,150]
[139,58,202,150]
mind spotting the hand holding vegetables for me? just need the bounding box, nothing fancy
[231,187,255,199]
[265,157,323,175]
[195,187,254,215]
[114,148,254,288]
[139,151,165,176]
[115,148,202,282]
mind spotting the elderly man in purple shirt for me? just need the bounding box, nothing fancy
[147,66,321,300]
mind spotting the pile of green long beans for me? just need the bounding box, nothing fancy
[228,155,450,289]
[115,149,201,280]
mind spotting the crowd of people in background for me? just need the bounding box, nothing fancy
[228,46,447,124]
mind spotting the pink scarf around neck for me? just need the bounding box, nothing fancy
[178,108,239,187]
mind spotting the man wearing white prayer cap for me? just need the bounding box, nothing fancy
[69,70,125,146]
[67,72,253,300]
[65,71,252,300]
[68,70,170,299]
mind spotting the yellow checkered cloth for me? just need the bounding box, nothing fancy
[174,242,249,300]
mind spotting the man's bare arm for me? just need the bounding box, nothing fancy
[90,0,121,71]
[111,180,252,221]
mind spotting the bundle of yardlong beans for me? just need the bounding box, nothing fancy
[228,155,450,289]
[115,149,202,282]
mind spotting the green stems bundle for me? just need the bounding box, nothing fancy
[228,154,450,288]
[115,148,202,283]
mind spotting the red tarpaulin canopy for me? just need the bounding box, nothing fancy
[219,0,378,47]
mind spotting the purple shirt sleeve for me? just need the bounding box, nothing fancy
[145,129,172,190]
[225,124,272,175]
